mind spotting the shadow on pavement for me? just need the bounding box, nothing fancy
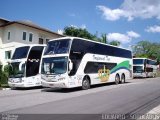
[11,86,43,91]
[42,82,131,93]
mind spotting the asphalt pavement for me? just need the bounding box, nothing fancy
[0,77,160,120]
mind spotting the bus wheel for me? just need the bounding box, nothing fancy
[115,74,120,85]
[82,77,90,90]
[121,74,125,83]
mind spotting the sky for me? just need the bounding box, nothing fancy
[1,0,160,49]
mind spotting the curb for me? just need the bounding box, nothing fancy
[1,88,11,90]
[147,104,160,114]
[137,105,160,120]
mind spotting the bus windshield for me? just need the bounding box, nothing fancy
[133,59,144,64]
[12,46,30,59]
[44,39,70,55]
[133,66,143,73]
[41,57,68,75]
[9,62,25,78]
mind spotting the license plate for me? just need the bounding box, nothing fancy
[49,84,54,86]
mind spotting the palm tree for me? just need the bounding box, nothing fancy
[101,33,107,44]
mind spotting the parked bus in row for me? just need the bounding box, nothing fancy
[41,37,133,90]
[133,58,157,78]
[8,44,46,88]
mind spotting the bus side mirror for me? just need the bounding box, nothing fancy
[68,60,73,72]
[19,62,25,71]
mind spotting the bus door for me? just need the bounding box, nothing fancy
[26,46,44,77]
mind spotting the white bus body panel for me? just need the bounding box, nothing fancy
[8,44,45,88]
[8,74,42,88]
[133,58,157,78]
[42,53,132,88]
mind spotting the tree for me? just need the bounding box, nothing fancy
[0,65,9,87]
[132,40,160,63]
[63,26,121,46]
[64,26,94,40]
[101,33,108,44]
[109,41,120,46]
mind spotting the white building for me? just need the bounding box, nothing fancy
[0,18,64,66]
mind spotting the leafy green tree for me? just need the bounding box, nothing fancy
[101,33,108,44]
[0,65,9,87]
[132,40,160,63]
[64,26,94,40]
[132,41,151,57]
[63,26,121,46]
[109,41,121,46]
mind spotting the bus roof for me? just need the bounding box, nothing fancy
[15,44,46,48]
[48,36,131,52]
[133,58,156,61]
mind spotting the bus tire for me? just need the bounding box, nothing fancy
[82,76,90,90]
[115,74,120,85]
[121,74,125,83]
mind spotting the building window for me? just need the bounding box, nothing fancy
[46,39,49,43]
[29,33,33,42]
[7,32,10,40]
[23,32,27,40]
[5,51,11,59]
[39,38,43,44]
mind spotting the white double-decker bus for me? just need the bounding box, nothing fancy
[8,44,46,88]
[133,58,157,78]
[41,37,132,89]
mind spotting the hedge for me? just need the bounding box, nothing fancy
[0,65,9,87]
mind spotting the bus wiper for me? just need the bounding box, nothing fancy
[47,51,55,55]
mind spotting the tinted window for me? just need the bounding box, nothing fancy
[44,39,70,55]
[71,39,132,58]
[133,59,144,64]
[147,60,156,65]
[133,66,144,73]
[146,67,153,72]
[69,39,131,76]
[12,46,30,59]
[84,62,117,74]
[41,57,68,75]
[9,62,25,78]
[26,46,44,77]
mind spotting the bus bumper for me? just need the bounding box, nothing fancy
[133,73,146,78]
[42,80,68,88]
[8,82,29,88]
[8,77,42,88]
